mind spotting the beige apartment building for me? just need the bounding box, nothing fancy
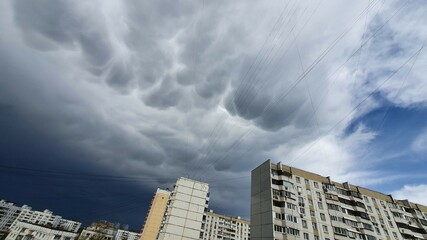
[251,160,427,240]
[203,210,250,240]
[140,188,171,240]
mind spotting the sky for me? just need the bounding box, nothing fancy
[1,0,427,230]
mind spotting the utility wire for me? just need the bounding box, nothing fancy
[287,40,427,167]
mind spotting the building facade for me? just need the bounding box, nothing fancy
[0,200,22,237]
[140,188,171,240]
[251,160,427,240]
[203,210,250,240]
[157,178,209,240]
[79,221,117,240]
[115,229,140,240]
[6,221,79,240]
[11,205,81,233]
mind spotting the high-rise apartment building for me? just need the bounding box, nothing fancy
[0,200,21,237]
[157,177,209,240]
[203,210,250,240]
[251,160,427,240]
[140,188,171,240]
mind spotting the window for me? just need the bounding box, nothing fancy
[392,232,398,238]
[296,176,301,183]
[327,203,340,211]
[287,202,297,210]
[300,207,305,214]
[316,192,321,198]
[375,227,381,235]
[312,223,317,230]
[318,202,323,209]
[333,227,348,236]
[364,196,369,202]
[297,186,302,192]
[388,221,394,228]
[314,182,319,188]
[363,223,373,231]
[384,229,389,236]
[302,220,307,228]
[286,214,298,223]
[303,233,309,240]
[314,236,319,240]
[299,196,304,202]
[310,210,315,217]
[320,213,326,221]
[308,199,313,206]
[367,206,373,213]
[305,179,309,185]
[366,235,376,240]
[322,225,328,233]
[307,189,311,195]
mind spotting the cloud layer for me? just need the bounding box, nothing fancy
[1,0,427,223]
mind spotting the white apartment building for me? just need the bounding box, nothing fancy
[115,229,140,240]
[251,160,427,240]
[0,200,22,237]
[6,221,79,240]
[203,210,250,240]
[12,205,81,233]
[158,177,210,240]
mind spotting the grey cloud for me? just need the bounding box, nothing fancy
[143,76,183,109]
[13,0,115,81]
[3,0,427,222]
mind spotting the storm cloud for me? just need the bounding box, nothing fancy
[1,0,427,228]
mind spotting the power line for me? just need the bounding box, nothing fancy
[287,40,427,167]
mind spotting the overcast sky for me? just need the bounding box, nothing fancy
[1,0,427,230]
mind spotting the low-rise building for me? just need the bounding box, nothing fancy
[79,221,116,240]
[12,205,81,233]
[6,221,79,240]
[79,221,140,240]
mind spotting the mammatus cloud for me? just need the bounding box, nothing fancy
[1,0,427,219]
[392,184,427,206]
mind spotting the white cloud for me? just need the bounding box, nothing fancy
[412,128,427,154]
[392,184,427,206]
